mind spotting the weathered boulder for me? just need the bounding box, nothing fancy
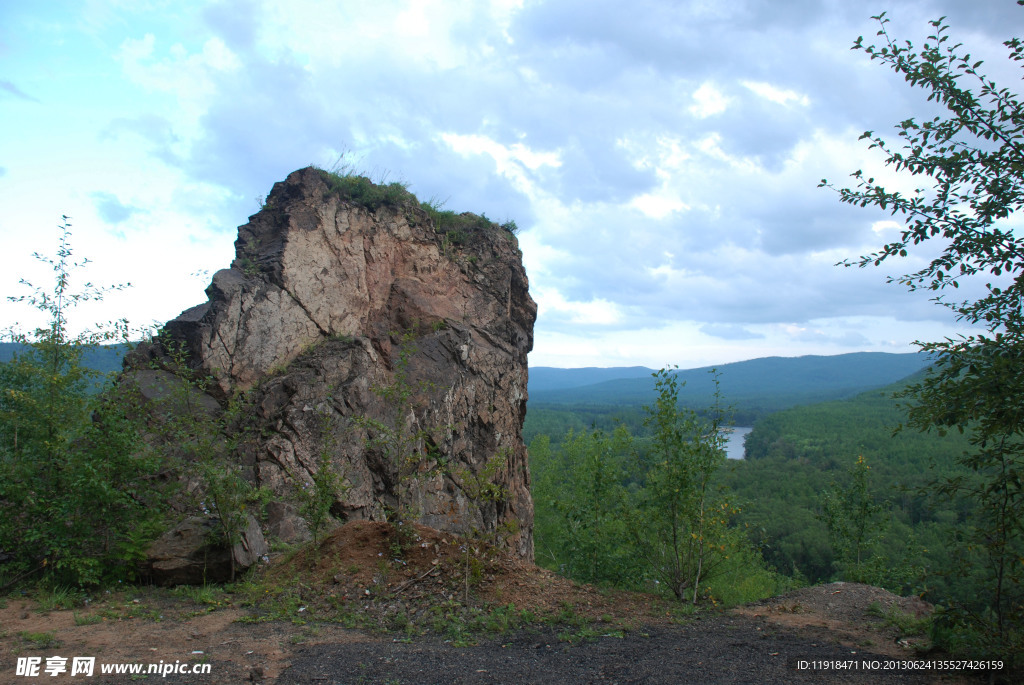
[130,167,537,559]
[143,515,268,585]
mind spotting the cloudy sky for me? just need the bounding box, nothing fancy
[2,0,1020,369]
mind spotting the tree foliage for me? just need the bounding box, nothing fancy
[529,368,781,605]
[532,427,639,585]
[824,13,1024,328]
[0,218,163,587]
[356,331,448,536]
[822,12,1024,660]
[818,455,923,591]
[636,367,733,603]
[140,338,274,582]
[730,382,972,593]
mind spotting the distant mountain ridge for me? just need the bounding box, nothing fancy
[2,344,931,419]
[528,351,932,414]
[528,366,654,393]
[0,341,129,375]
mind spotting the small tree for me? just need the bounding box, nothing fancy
[449,450,518,603]
[637,367,732,603]
[822,12,1024,659]
[291,407,350,557]
[356,331,447,538]
[146,339,270,582]
[538,427,637,586]
[0,217,163,587]
[819,455,886,583]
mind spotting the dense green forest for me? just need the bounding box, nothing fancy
[721,376,975,596]
[527,368,991,637]
[524,355,967,607]
[528,368,789,607]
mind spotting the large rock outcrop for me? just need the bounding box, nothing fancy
[130,167,537,559]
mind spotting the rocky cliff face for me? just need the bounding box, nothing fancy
[130,167,537,559]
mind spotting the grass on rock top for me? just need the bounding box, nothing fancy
[315,167,519,242]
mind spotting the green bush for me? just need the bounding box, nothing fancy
[322,171,414,209]
[531,367,776,604]
[0,217,165,588]
[533,426,642,586]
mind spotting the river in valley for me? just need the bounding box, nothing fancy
[723,426,752,460]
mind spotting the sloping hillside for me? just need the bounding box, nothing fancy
[529,351,931,414]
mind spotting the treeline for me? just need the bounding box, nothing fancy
[530,375,979,601]
[526,404,760,444]
[720,382,975,603]
[528,352,930,413]
[529,369,793,608]
[528,371,1007,652]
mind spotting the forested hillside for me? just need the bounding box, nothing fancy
[531,352,929,405]
[719,376,974,600]
[529,369,982,612]
[528,366,654,392]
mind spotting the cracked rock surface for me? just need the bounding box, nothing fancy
[127,167,537,560]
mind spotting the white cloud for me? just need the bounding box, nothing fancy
[535,286,623,327]
[690,81,730,118]
[3,0,1014,368]
[117,34,240,96]
[872,219,902,235]
[742,80,810,107]
[441,132,561,199]
[630,192,689,219]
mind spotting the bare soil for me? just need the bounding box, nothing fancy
[0,522,1005,684]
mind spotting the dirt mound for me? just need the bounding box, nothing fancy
[256,520,672,631]
[737,581,935,657]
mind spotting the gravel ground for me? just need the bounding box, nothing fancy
[277,612,986,685]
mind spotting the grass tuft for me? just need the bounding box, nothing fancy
[34,585,85,612]
[317,167,415,210]
[19,631,61,650]
[866,601,932,638]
